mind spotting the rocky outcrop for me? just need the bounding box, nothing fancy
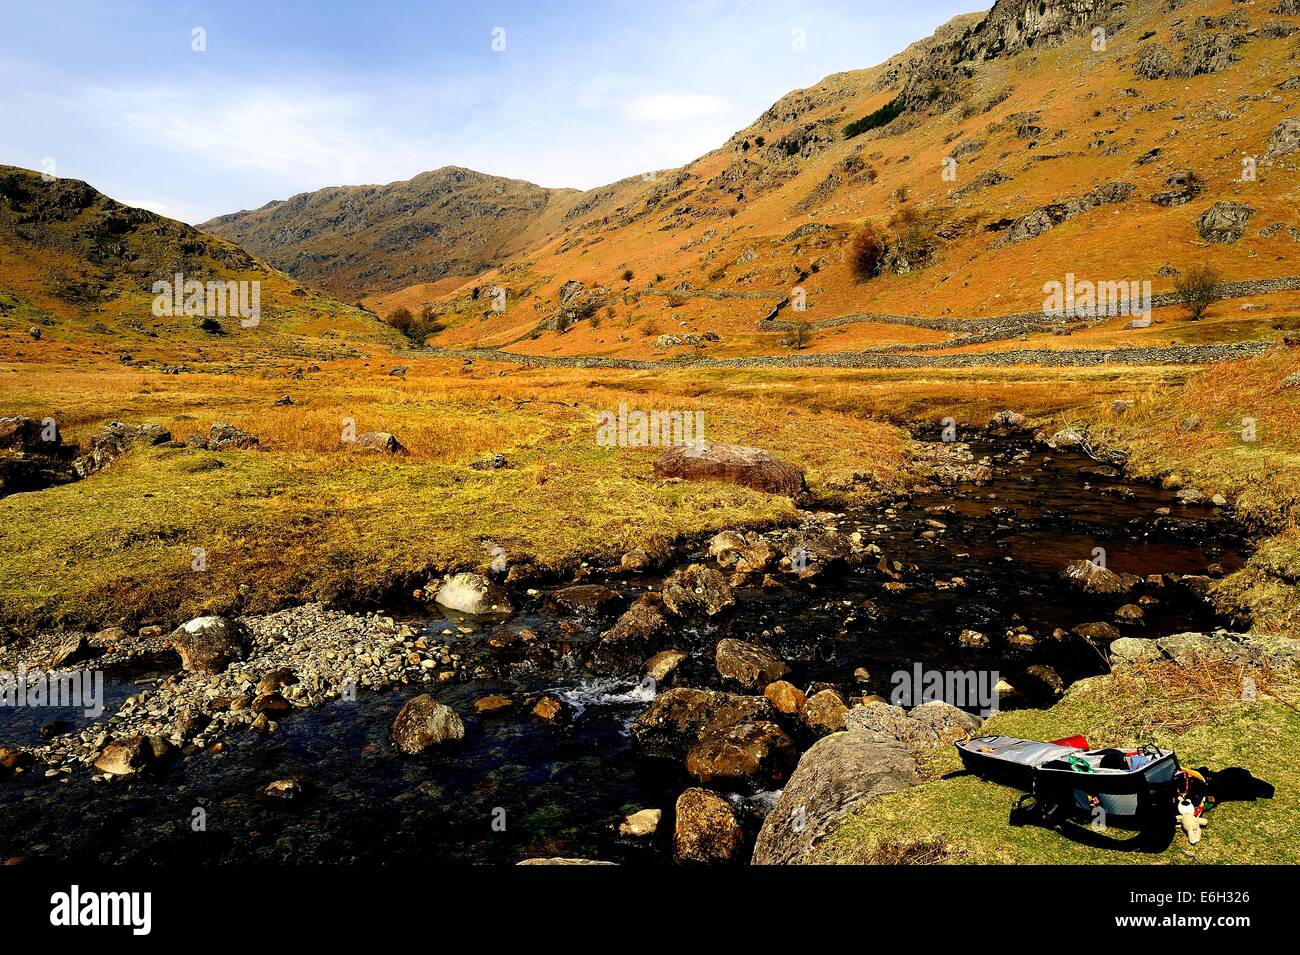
[167,616,251,674]
[653,442,808,498]
[753,699,981,863]
[1197,201,1255,244]
[388,694,465,754]
[77,421,171,475]
[1149,170,1203,207]
[1266,118,1300,160]
[204,422,259,451]
[995,183,1134,246]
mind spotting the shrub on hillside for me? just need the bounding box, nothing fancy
[850,223,886,280]
[385,305,444,345]
[1175,264,1223,321]
[843,97,904,139]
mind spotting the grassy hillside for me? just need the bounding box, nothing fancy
[201,167,584,299]
[362,0,1300,359]
[0,164,396,355]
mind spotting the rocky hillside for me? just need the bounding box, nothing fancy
[343,0,1300,360]
[201,167,583,299]
[0,164,384,346]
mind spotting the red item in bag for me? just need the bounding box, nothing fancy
[1051,735,1090,749]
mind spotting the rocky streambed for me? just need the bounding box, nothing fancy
[0,427,1256,864]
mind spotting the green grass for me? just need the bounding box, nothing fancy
[820,660,1300,864]
[0,434,797,632]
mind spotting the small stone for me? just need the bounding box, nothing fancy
[619,808,662,838]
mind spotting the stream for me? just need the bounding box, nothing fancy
[0,435,1250,863]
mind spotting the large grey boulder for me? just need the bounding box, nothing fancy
[751,731,919,864]
[167,616,251,674]
[434,573,513,615]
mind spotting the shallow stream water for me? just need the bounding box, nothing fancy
[0,436,1249,863]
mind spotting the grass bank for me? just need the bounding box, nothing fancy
[820,658,1300,864]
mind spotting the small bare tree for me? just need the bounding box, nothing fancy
[787,321,812,350]
[1175,264,1222,321]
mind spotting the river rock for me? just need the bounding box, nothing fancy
[473,694,514,715]
[661,564,734,619]
[988,410,1029,433]
[685,720,796,784]
[46,634,90,668]
[388,694,465,754]
[263,778,304,801]
[644,649,687,684]
[167,616,251,674]
[434,573,513,615]
[654,442,808,498]
[93,735,153,776]
[1023,664,1065,699]
[800,689,849,736]
[591,594,672,670]
[714,638,789,690]
[764,680,806,714]
[0,747,35,780]
[751,731,920,864]
[619,808,662,838]
[1061,560,1137,595]
[674,788,744,863]
[1072,621,1121,643]
[550,584,624,617]
[517,858,617,865]
[630,687,773,759]
[1115,603,1145,624]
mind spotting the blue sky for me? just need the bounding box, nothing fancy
[0,0,977,223]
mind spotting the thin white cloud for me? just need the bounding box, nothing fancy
[623,92,729,123]
[77,83,422,190]
[118,196,201,222]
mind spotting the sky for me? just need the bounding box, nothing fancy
[0,0,978,224]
